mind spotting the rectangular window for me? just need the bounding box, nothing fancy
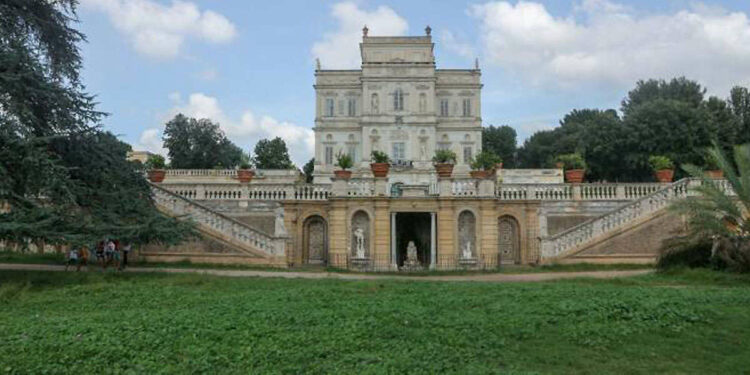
[392,142,405,161]
[337,100,344,115]
[463,146,472,163]
[347,98,356,117]
[325,99,334,117]
[462,99,471,117]
[347,145,357,162]
[440,100,449,116]
[325,146,333,165]
[394,90,404,111]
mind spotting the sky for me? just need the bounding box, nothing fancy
[77,0,750,166]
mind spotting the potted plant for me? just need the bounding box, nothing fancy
[470,151,502,179]
[237,155,255,183]
[370,150,390,178]
[145,154,166,183]
[556,153,587,183]
[705,153,723,179]
[432,149,457,178]
[649,155,675,183]
[334,152,354,179]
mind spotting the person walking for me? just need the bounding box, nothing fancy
[77,245,90,272]
[104,239,115,271]
[95,241,105,270]
[65,246,78,271]
[120,243,132,270]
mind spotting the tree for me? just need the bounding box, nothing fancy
[728,86,750,145]
[302,158,315,183]
[162,114,244,169]
[482,125,517,168]
[516,130,558,168]
[0,1,193,247]
[251,137,295,169]
[663,144,750,272]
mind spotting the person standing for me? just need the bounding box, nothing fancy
[104,239,115,270]
[120,243,131,270]
[77,245,90,272]
[65,247,78,271]
[95,241,105,270]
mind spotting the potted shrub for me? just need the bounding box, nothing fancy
[705,153,724,179]
[470,151,502,179]
[432,149,457,178]
[556,153,587,183]
[145,154,166,183]
[334,152,354,179]
[649,155,675,183]
[237,156,255,183]
[370,150,390,178]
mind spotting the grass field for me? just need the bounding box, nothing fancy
[1,269,749,374]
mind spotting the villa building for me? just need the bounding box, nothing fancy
[134,28,695,271]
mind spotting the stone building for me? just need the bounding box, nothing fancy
[313,26,482,185]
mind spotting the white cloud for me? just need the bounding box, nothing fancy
[441,30,475,59]
[137,93,313,167]
[312,2,408,69]
[81,0,236,60]
[470,0,750,92]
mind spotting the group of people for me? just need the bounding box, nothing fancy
[65,239,132,272]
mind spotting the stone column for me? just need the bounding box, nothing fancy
[430,212,436,269]
[390,212,397,270]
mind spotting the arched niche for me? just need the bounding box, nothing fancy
[304,215,328,265]
[351,210,371,259]
[458,210,477,259]
[498,216,520,264]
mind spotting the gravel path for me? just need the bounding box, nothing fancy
[0,263,652,283]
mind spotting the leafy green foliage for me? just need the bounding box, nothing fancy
[670,144,750,272]
[657,237,713,270]
[470,151,501,171]
[556,153,587,170]
[162,114,244,169]
[481,125,516,168]
[145,154,166,170]
[648,155,674,171]
[335,152,353,170]
[302,158,315,183]
[432,149,457,164]
[0,1,193,247]
[251,137,295,169]
[0,270,749,373]
[370,150,390,163]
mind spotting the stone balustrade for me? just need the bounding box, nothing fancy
[165,169,238,178]
[497,183,665,201]
[540,179,694,259]
[150,183,286,256]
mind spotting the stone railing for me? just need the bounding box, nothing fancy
[452,179,477,197]
[497,183,664,201]
[150,183,286,256]
[158,183,332,201]
[347,179,374,197]
[165,169,238,178]
[540,179,693,259]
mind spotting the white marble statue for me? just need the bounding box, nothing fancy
[407,241,417,261]
[462,241,473,259]
[354,227,365,258]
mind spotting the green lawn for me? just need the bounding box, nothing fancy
[0,269,749,374]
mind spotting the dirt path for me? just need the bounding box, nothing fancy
[0,263,652,283]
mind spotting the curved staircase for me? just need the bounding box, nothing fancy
[150,183,286,262]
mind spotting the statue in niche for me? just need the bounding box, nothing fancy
[420,143,427,160]
[402,241,421,271]
[354,227,366,258]
[462,241,473,259]
[418,94,426,113]
[371,94,379,114]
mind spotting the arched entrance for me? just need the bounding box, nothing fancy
[498,216,520,264]
[303,216,328,265]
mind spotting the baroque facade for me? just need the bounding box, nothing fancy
[313,26,482,184]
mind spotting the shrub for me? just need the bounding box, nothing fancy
[145,154,166,169]
[238,153,253,169]
[648,155,674,171]
[371,150,390,164]
[432,149,457,164]
[704,152,720,170]
[470,151,502,171]
[336,152,353,170]
[657,237,713,270]
[555,153,586,170]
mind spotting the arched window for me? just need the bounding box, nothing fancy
[393,89,404,111]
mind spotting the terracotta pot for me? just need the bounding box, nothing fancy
[654,169,674,183]
[564,169,585,183]
[334,170,352,179]
[237,169,255,183]
[370,163,390,178]
[470,170,491,179]
[434,163,454,178]
[705,170,724,179]
[555,162,564,169]
[147,169,166,183]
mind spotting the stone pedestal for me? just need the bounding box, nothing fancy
[477,178,496,197]
[374,178,388,196]
[438,179,452,197]
[350,257,371,269]
[401,184,428,197]
[459,257,478,268]
[332,178,348,197]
